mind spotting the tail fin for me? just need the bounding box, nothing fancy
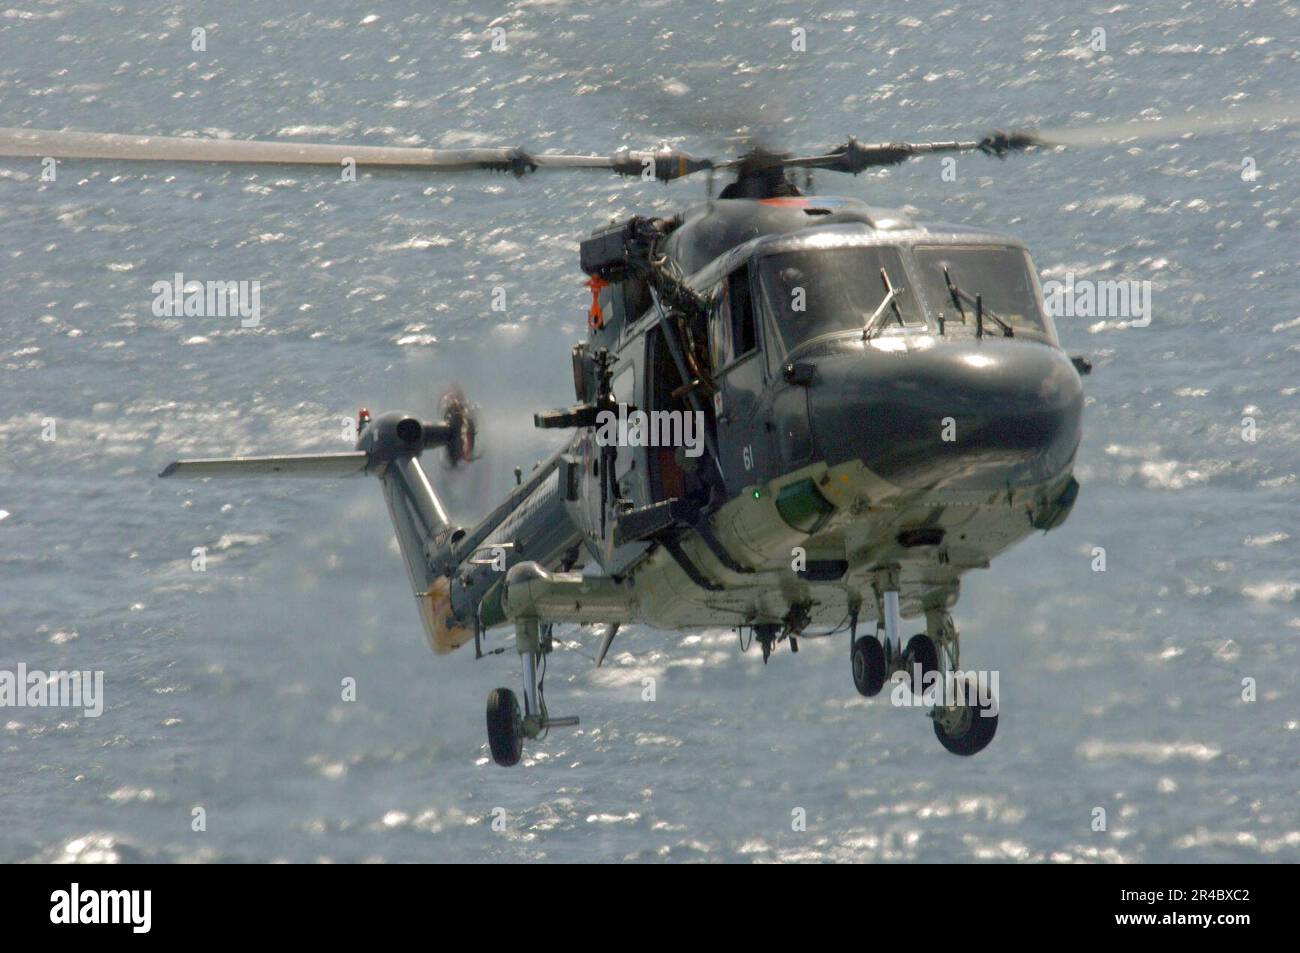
[159,452,370,479]
[157,404,478,656]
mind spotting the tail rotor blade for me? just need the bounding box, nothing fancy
[438,387,479,468]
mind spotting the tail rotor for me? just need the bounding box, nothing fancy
[439,387,478,469]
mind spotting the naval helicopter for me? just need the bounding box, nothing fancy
[2,106,1283,765]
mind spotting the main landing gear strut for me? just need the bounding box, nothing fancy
[848,569,998,756]
[486,618,579,767]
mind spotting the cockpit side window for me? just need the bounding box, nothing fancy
[728,268,756,358]
[710,263,758,370]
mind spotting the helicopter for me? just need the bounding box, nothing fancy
[1,106,1283,766]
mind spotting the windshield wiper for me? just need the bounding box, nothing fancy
[863,267,906,340]
[942,265,1013,338]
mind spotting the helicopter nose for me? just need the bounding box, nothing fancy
[804,338,1083,491]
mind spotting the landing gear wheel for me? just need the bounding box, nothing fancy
[486,687,524,766]
[851,636,887,697]
[903,634,940,697]
[932,696,999,756]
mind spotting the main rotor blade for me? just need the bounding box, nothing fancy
[0,127,534,172]
[0,127,713,180]
[533,149,712,180]
[766,131,1038,175]
[1035,100,1299,147]
[771,101,1296,177]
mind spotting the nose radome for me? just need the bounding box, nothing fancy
[806,338,1083,491]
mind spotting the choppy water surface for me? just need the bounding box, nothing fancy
[0,0,1296,862]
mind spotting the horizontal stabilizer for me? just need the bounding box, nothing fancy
[159,452,370,479]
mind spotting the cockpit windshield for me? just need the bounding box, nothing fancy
[913,245,1047,336]
[758,246,922,351]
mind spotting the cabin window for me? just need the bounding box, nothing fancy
[710,264,758,370]
[913,245,1048,337]
[757,245,922,353]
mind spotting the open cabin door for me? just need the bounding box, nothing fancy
[646,323,718,508]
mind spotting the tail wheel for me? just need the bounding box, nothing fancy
[486,687,523,766]
[851,636,886,697]
[903,634,941,696]
[933,696,999,756]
